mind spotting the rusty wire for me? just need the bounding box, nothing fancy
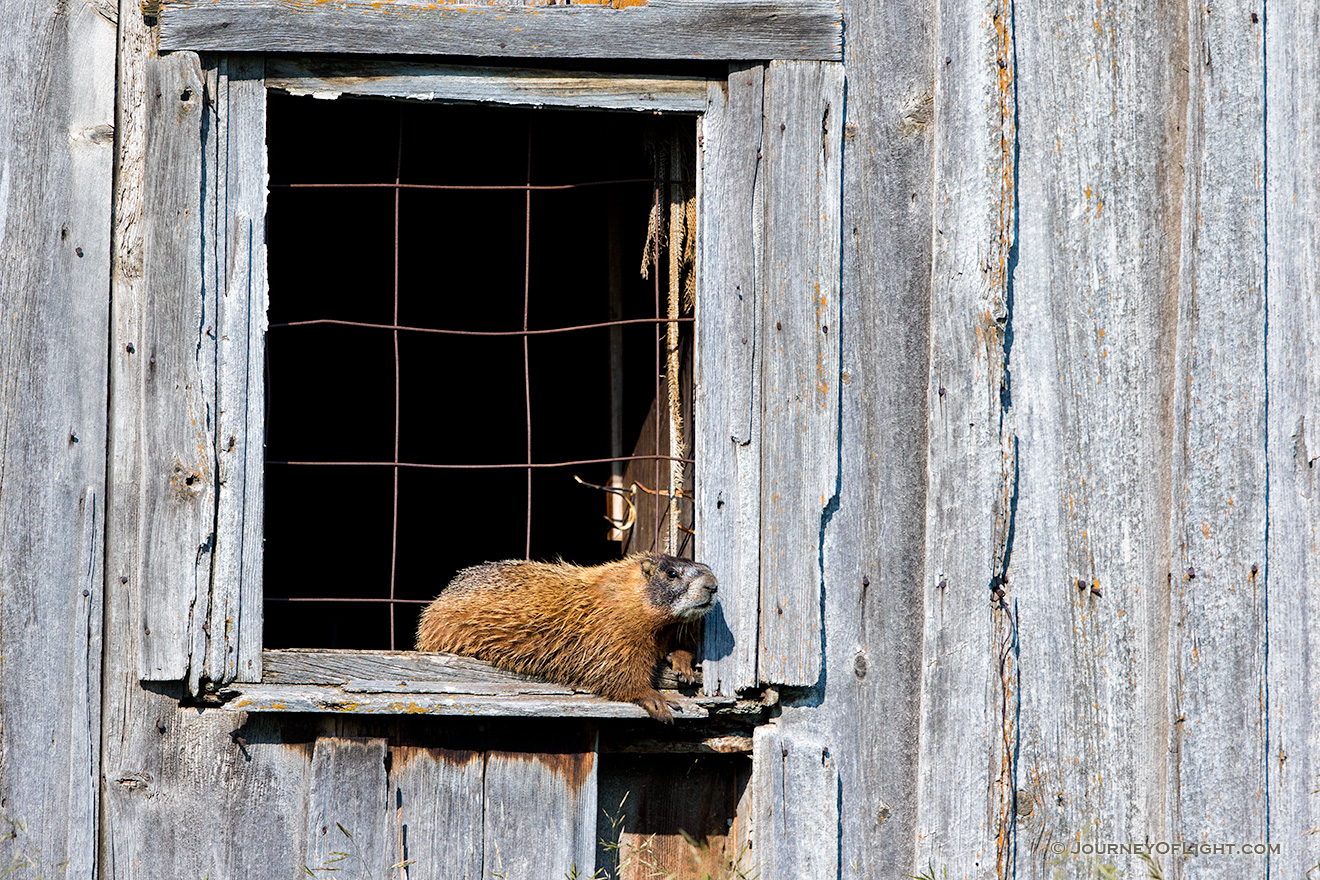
[265,109,690,641]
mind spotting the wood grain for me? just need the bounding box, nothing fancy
[1167,0,1269,873]
[484,734,599,880]
[224,683,713,719]
[803,0,934,871]
[108,42,214,687]
[304,737,393,876]
[756,59,843,688]
[209,55,268,683]
[751,725,837,880]
[912,0,1015,873]
[267,58,709,112]
[1265,1,1320,875]
[390,745,484,878]
[159,0,843,61]
[695,64,765,697]
[1006,0,1189,874]
[0,0,115,870]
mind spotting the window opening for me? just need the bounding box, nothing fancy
[263,95,697,651]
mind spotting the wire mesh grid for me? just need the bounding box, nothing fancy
[264,102,695,649]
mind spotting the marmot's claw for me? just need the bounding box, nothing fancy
[637,690,675,724]
[667,648,698,684]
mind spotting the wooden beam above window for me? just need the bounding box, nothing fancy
[157,0,843,61]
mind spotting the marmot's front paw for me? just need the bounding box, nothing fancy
[667,648,698,685]
[636,689,677,723]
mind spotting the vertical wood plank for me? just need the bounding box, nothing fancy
[0,0,114,869]
[751,725,837,880]
[806,0,935,871]
[914,0,1015,875]
[390,746,484,880]
[1166,1,1269,875]
[210,53,268,683]
[1265,0,1320,873]
[757,59,844,688]
[484,737,599,880]
[109,15,215,687]
[1006,0,1189,876]
[101,704,313,880]
[695,63,765,696]
[304,737,394,875]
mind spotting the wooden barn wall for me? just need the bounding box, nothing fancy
[0,0,115,873]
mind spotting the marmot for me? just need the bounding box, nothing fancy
[415,553,718,722]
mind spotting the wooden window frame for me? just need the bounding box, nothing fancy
[116,14,843,718]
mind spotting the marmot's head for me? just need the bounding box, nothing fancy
[640,554,718,622]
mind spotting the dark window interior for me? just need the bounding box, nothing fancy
[263,94,695,650]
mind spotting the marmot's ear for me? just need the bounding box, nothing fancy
[640,556,655,577]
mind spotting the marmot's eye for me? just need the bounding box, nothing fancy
[667,569,679,579]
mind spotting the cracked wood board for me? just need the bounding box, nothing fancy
[1264,1,1320,876]
[696,63,766,697]
[914,0,1017,872]
[0,0,115,869]
[756,59,843,689]
[266,58,709,112]
[1007,0,1192,872]
[158,0,843,61]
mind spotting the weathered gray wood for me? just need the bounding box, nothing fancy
[101,695,314,879]
[751,725,837,880]
[695,64,765,697]
[264,648,696,689]
[209,54,268,683]
[1005,1,1190,877]
[267,58,709,112]
[0,0,114,870]
[390,745,484,879]
[304,737,393,876]
[224,683,712,719]
[804,0,934,871]
[159,0,843,61]
[483,734,599,880]
[912,0,1015,873]
[756,60,843,688]
[1265,1,1320,875]
[1164,1,1269,875]
[108,33,214,687]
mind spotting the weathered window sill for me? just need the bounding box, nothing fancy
[216,649,769,721]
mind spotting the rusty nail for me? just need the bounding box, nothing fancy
[1251,11,1259,22]
[75,247,83,257]
[741,337,748,345]
[862,575,870,587]
[822,325,828,334]
[1250,563,1259,576]
[998,58,1006,69]
[780,122,786,131]
[1076,578,1087,591]
[120,575,128,584]
[1186,566,1196,579]
[782,746,789,758]
[82,589,89,597]
[776,321,782,331]
[938,386,946,397]
[69,432,79,443]
[945,54,952,64]
[125,343,135,354]
[156,719,167,734]
[938,578,947,590]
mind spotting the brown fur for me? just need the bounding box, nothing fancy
[416,554,717,722]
